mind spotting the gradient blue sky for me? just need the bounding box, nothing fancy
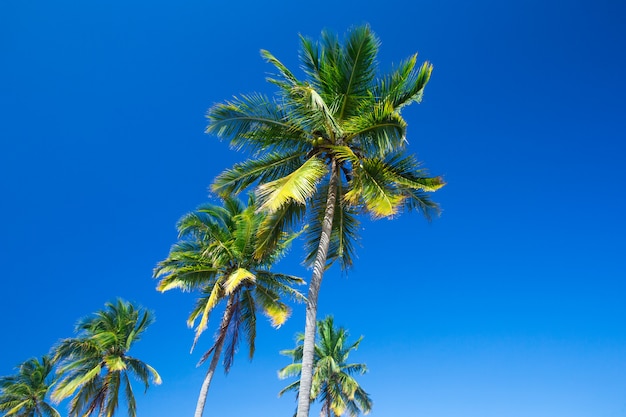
[1,0,625,416]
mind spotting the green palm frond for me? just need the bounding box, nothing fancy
[222,297,241,374]
[335,25,379,122]
[255,201,307,260]
[344,101,407,156]
[239,289,257,360]
[261,49,300,88]
[123,373,136,417]
[373,55,433,110]
[206,94,308,154]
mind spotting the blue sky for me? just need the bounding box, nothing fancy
[1,0,625,416]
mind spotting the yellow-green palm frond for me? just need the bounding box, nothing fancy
[212,151,309,197]
[345,158,405,218]
[51,363,101,402]
[254,284,290,328]
[223,268,256,295]
[256,156,328,212]
[188,282,225,351]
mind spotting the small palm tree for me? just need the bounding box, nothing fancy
[279,317,372,417]
[206,25,443,417]
[153,195,305,417]
[51,299,161,417]
[0,355,60,417]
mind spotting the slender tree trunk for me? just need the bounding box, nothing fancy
[326,391,332,417]
[296,160,339,417]
[193,296,235,417]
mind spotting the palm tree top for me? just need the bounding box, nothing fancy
[51,299,161,417]
[0,355,60,417]
[279,316,372,417]
[206,25,444,270]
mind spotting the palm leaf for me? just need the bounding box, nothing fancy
[256,156,327,212]
[212,151,308,197]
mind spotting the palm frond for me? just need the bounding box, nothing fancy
[255,201,306,260]
[256,156,328,212]
[212,151,308,197]
[239,289,257,360]
[335,25,379,121]
[206,94,308,154]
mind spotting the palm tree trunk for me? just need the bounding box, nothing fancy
[326,391,332,417]
[193,295,235,417]
[296,160,339,417]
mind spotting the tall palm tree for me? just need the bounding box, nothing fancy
[279,316,372,417]
[153,195,305,417]
[51,299,161,417]
[206,25,444,417]
[0,355,60,417]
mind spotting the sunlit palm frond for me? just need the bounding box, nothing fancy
[212,151,309,197]
[257,156,328,212]
[345,158,405,218]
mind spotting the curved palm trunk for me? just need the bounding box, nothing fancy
[296,160,339,417]
[193,295,235,417]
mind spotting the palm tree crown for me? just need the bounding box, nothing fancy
[207,24,443,267]
[206,25,443,417]
[51,299,161,417]
[0,355,60,417]
[279,316,372,417]
[153,195,305,417]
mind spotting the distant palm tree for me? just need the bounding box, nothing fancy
[0,355,60,417]
[154,195,305,417]
[51,299,161,417]
[206,25,443,417]
[279,316,372,417]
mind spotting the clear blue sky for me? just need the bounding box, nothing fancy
[1,0,625,416]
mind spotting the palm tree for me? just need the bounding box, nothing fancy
[206,25,444,417]
[51,299,161,417]
[153,195,305,417]
[279,316,372,417]
[0,355,60,417]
